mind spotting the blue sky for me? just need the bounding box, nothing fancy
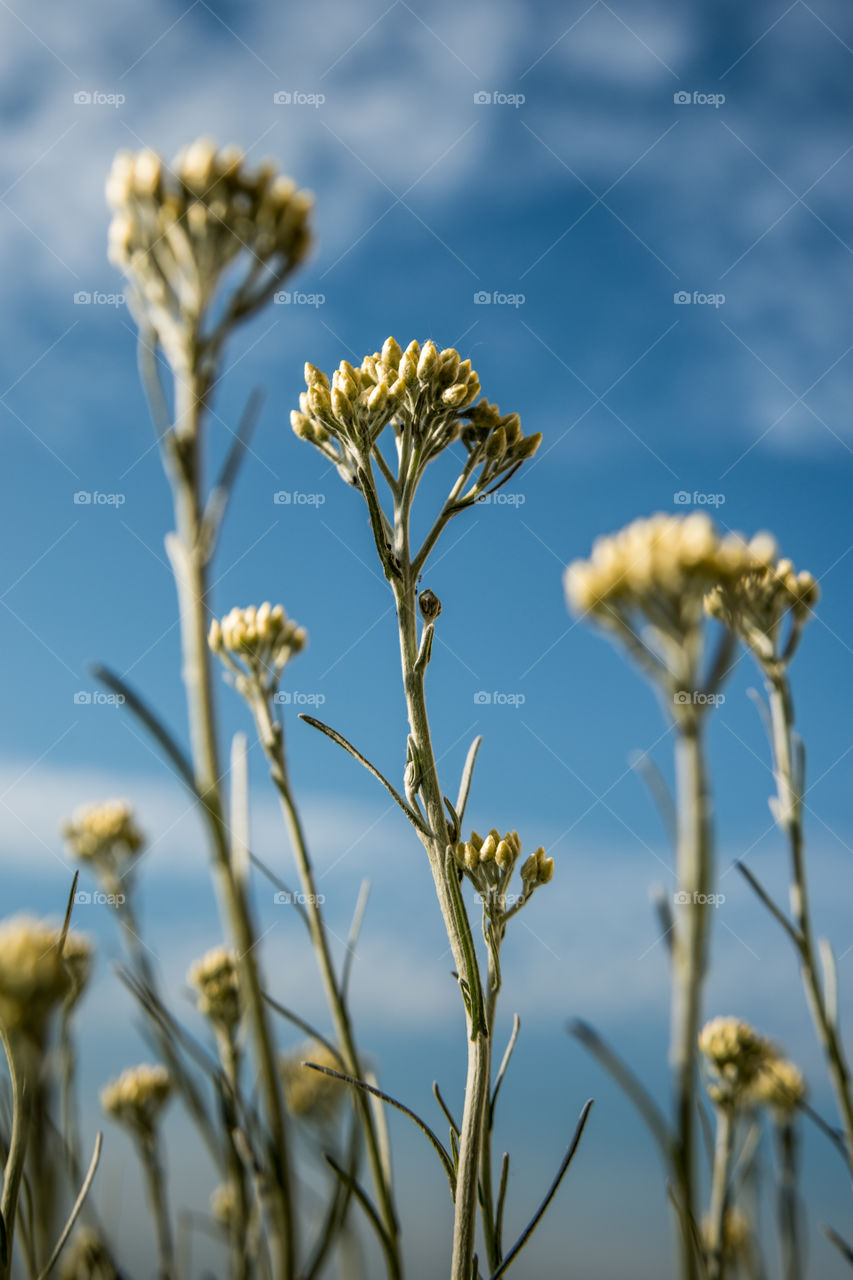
[2,0,853,1274]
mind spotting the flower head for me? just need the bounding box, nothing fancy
[0,916,78,1043]
[59,1228,118,1280]
[106,139,312,375]
[188,946,242,1031]
[698,1016,773,1107]
[101,1063,172,1136]
[749,1056,806,1117]
[292,339,540,499]
[280,1041,344,1122]
[62,800,143,894]
[210,1182,239,1231]
[209,602,306,697]
[705,554,818,670]
[566,514,776,700]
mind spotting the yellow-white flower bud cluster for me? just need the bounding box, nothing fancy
[705,555,819,668]
[188,946,242,1031]
[698,1016,773,1107]
[63,799,144,865]
[566,514,776,625]
[280,1041,343,1123]
[101,1063,172,1135]
[59,1228,117,1280]
[106,138,312,372]
[750,1056,806,1117]
[292,339,539,494]
[0,916,88,1042]
[453,829,553,924]
[209,603,306,695]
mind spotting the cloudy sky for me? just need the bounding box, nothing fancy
[2,0,853,1275]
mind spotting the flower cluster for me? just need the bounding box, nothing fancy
[210,1182,239,1231]
[698,1016,773,1107]
[292,339,540,495]
[188,946,242,1031]
[705,555,819,669]
[106,138,313,374]
[750,1055,806,1118]
[209,603,306,697]
[63,800,144,895]
[280,1041,343,1122]
[452,830,553,982]
[565,514,777,693]
[101,1063,172,1136]
[0,916,84,1043]
[59,1228,117,1280]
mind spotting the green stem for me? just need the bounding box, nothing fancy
[671,718,711,1280]
[0,1034,32,1280]
[706,1105,734,1280]
[249,692,401,1278]
[167,371,296,1277]
[139,1133,175,1280]
[479,974,501,1274]
[766,675,853,1171]
[775,1119,801,1280]
[392,564,490,1280]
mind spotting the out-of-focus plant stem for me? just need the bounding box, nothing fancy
[139,1132,175,1280]
[671,718,711,1280]
[765,674,853,1173]
[706,1105,734,1280]
[165,368,296,1278]
[0,1033,31,1280]
[248,690,401,1278]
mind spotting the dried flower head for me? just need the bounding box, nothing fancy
[59,1227,118,1280]
[749,1056,806,1117]
[701,1207,750,1264]
[101,1063,172,1136]
[0,916,75,1042]
[60,931,94,1010]
[698,1016,773,1106]
[280,1041,343,1122]
[188,946,242,1031]
[565,514,776,699]
[209,602,306,697]
[210,1181,239,1231]
[62,800,144,888]
[292,339,540,500]
[106,139,313,376]
[705,554,819,670]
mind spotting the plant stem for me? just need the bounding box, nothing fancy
[167,371,296,1277]
[775,1119,801,1280]
[0,1034,32,1280]
[391,562,490,1280]
[139,1133,175,1280]
[248,692,401,1278]
[706,1105,734,1280]
[766,675,853,1172]
[671,718,711,1279]
[479,973,501,1274]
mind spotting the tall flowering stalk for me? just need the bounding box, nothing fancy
[706,557,853,1173]
[565,514,776,1277]
[105,137,313,1277]
[291,339,583,1280]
